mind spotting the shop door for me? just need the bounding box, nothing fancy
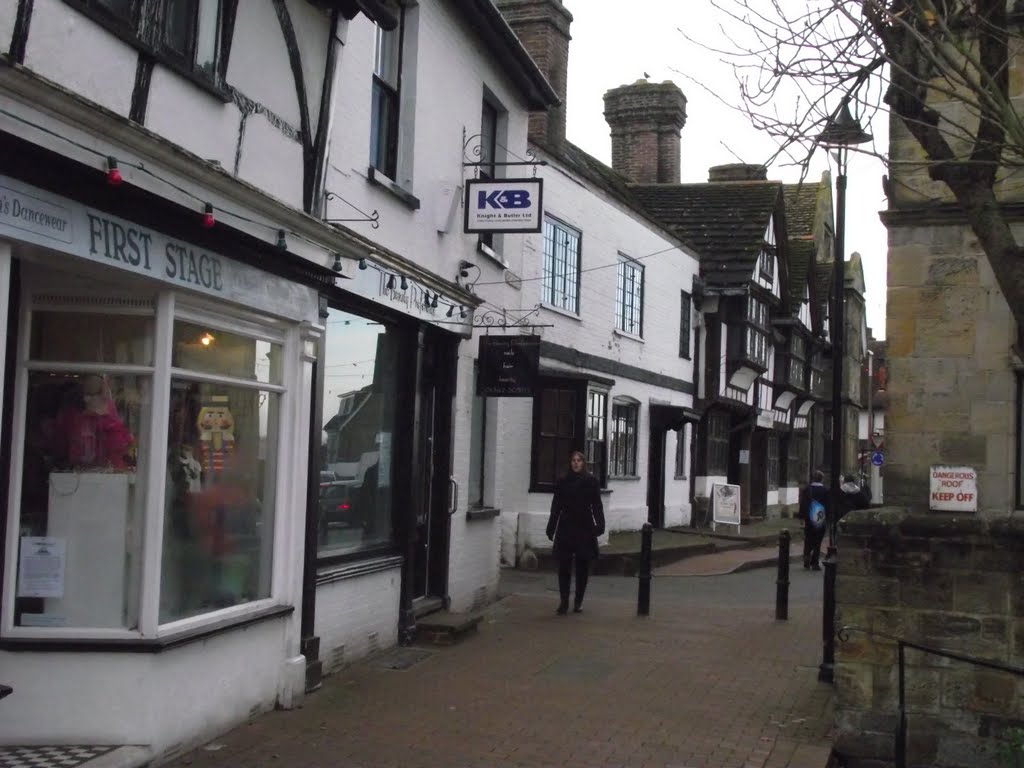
[411,330,456,602]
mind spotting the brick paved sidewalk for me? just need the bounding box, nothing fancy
[654,546,782,577]
[164,570,835,768]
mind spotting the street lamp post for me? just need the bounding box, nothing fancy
[816,103,871,684]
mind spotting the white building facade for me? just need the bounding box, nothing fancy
[0,0,553,758]
[488,0,700,563]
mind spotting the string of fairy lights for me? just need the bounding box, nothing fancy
[0,106,477,317]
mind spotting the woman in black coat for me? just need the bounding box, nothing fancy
[546,451,605,615]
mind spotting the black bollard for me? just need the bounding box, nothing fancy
[775,529,790,621]
[818,544,838,683]
[637,521,653,616]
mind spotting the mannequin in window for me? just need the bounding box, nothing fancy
[53,374,134,470]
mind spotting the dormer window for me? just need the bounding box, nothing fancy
[758,248,774,283]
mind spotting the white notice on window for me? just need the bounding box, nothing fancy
[18,537,66,598]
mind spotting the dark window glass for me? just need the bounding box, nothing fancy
[479,100,498,249]
[95,0,136,18]
[675,426,688,478]
[610,402,638,476]
[707,411,730,475]
[162,0,195,58]
[767,432,779,491]
[370,20,401,178]
[542,218,580,314]
[317,308,402,559]
[615,259,643,336]
[586,391,607,486]
[679,291,692,359]
[535,387,576,487]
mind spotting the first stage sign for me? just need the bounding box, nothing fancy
[929,466,977,512]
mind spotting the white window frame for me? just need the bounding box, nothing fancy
[2,284,295,641]
[615,256,644,338]
[610,397,640,477]
[542,216,581,315]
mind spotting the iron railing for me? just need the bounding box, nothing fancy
[839,626,1024,768]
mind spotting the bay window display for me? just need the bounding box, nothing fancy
[13,296,154,631]
[318,307,401,559]
[160,316,281,622]
[6,269,293,639]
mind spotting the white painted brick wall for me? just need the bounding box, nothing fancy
[314,568,401,674]
[477,154,701,558]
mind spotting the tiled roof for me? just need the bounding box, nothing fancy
[783,182,822,306]
[787,239,816,305]
[782,183,819,239]
[631,181,784,288]
[537,140,685,247]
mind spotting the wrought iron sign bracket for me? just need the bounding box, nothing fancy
[323,191,380,229]
[462,128,547,177]
[472,307,552,329]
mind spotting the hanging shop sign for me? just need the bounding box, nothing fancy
[0,175,316,320]
[464,178,543,233]
[929,465,977,512]
[477,334,540,396]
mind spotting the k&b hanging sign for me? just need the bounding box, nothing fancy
[464,178,543,233]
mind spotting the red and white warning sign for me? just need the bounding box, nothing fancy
[929,466,977,512]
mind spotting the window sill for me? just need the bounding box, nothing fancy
[0,603,293,653]
[316,543,402,570]
[613,328,644,343]
[316,554,404,586]
[609,475,642,482]
[367,167,420,210]
[673,475,689,481]
[466,506,500,521]
[540,303,582,322]
[477,241,509,269]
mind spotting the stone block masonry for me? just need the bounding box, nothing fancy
[833,507,1024,768]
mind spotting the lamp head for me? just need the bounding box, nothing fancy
[817,103,872,148]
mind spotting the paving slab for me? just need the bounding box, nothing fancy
[160,562,835,768]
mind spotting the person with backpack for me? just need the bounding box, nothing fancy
[798,470,829,570]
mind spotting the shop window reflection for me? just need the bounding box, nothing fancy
[318,309,399,558]
[15,372,148,630]
[161,381,276,623]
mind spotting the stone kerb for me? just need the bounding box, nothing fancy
[833,507,1024,768]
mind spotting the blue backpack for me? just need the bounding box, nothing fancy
[808,499,826,529]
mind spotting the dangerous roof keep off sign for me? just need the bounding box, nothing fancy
[929,466,978,512]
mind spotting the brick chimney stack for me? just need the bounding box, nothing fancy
[603,80,687,184]
[708,164,767,182]
[494,0,572,149]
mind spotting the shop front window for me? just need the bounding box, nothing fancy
[7,269,295,638]
[318,308,401,559]
[161,376,277,623]
[14,300,153,630]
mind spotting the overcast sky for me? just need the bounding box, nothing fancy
[560,0,888,339]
